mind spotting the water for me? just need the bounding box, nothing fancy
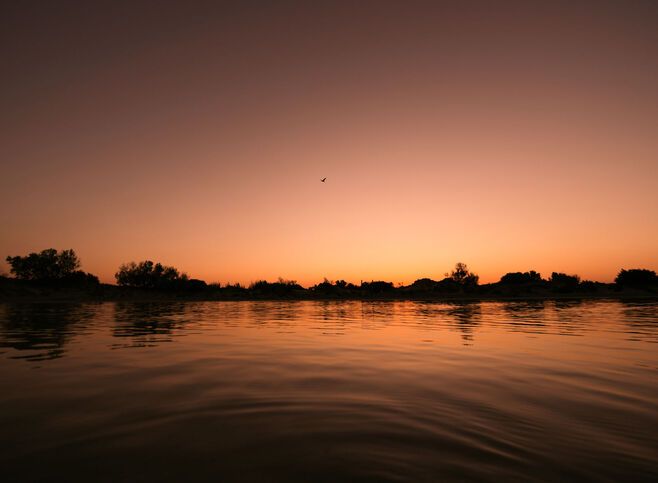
[0,300,657,481]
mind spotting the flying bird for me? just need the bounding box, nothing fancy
[321,177,326,182]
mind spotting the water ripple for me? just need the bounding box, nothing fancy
[0,300,657,481]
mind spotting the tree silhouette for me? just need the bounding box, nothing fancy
[360,280,395,293]
[6,248,81,280]
[446,262,479,288]
[410,278,439,291]
[500,271,542,284]
[115,260,189,289]
[248,278,304,297]
[550,272,580,285]
[549,272,580,293]
[615,269,658,288]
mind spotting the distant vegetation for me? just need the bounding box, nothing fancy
[446,262,479,288]
[5,248,98,285]
[2,250,657,300]
[615,269,658,288]
[115,260,206,291]
[248,278,304,297]
[500,271,542,284]
[549,272,581,293]
[115,260,208,291]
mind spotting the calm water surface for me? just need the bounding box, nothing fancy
[1,300,657,481]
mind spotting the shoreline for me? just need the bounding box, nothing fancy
[2,292,657,304]
[2,277,657,304]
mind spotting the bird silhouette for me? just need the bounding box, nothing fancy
[321,177,326,182]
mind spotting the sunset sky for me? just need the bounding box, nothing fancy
[2,1,657,285]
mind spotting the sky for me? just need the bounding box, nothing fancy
[1,0,657,285]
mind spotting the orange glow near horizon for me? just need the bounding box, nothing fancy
[1,2,657,285]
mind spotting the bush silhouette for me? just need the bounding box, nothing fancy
[615,269,658,288]
[500,271,542,284]
[410,278,440,291]
[408,277,461,293]
[311,278,336,293]
[185,279,208,291]
[115,261,189,289]
[549,272,580,292]
[310,278,354,294]
[579,280,600,293]
[550,272,580,284]
[248,278,303,296]
[220,283,248,296]
[360,280,395,293]
[59,271,100,286]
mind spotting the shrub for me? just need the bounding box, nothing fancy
[360,280,395,293]
[249,279,303,295]
[115,260,188,289]
[61,271,100,286]
[550,272,580,285]
[615,269,658,288]
[410,278,440,291]
[500,271,542,284]
[549,272,580,292]
[186,279,208,291]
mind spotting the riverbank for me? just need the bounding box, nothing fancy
[1,277,656,303]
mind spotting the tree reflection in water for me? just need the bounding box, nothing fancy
[111,302,193,349]
[621,302,658,344]
[502,301,547,335]
[445,303,482,345]
[0,304,98,362]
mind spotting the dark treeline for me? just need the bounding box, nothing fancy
[2,248,658,301]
